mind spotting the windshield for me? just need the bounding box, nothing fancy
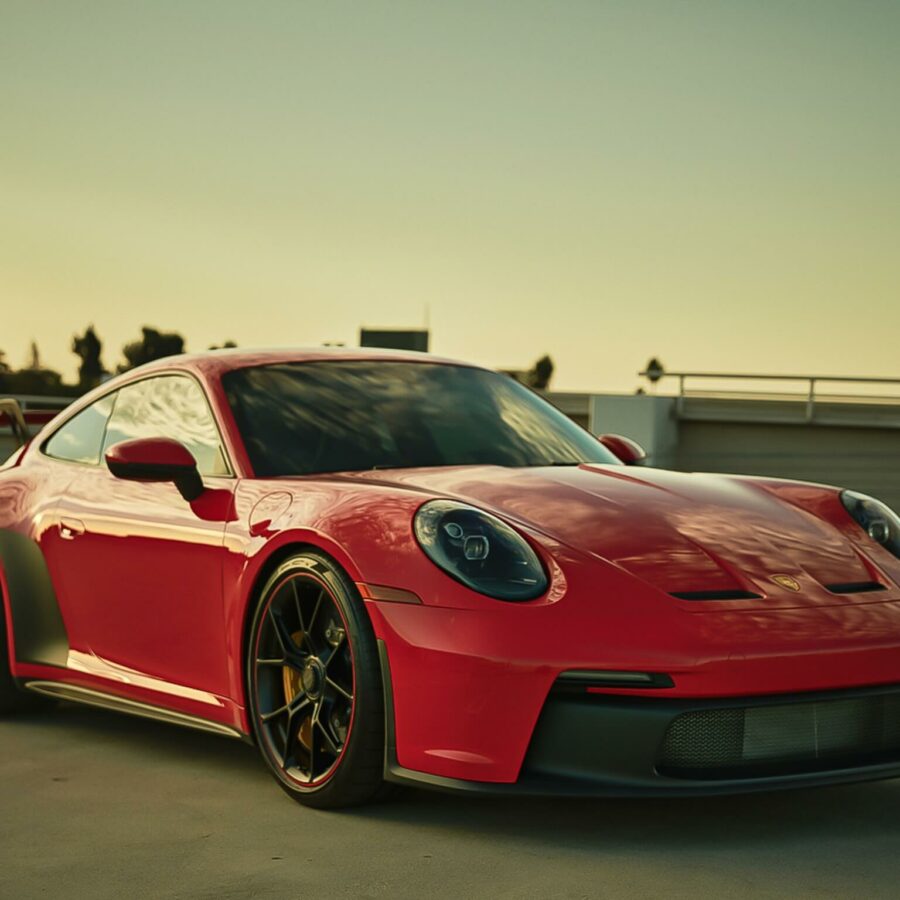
[223,361,620,477]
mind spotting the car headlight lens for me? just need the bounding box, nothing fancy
[841,491,900,559]
[414,500,548,601]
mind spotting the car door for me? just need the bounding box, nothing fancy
[48,373,235,703]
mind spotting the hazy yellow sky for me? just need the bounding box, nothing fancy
[1,1,898,391]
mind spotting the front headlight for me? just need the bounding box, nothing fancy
[414,499,548,601]
[841,490,900,559]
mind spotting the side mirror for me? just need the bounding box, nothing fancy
[597,433,648,466]
[105,438,204,501]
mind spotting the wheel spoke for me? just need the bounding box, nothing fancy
[281,708,294,762]
[260,701,290,724]
[281,696,315,766]
[269,607,296,654]
[308,705,319,777]
[291,579,318,654]
[325,675,353,701]
[289,694,313,716]
[256,657,286,667]
[268,607,307,669]
[320,629,346,669]
[291,578,306,632]
[316,718,341,757]
[306,589,324,649]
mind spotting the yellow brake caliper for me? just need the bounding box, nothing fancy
[282,631,313,751]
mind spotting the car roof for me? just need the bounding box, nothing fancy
[131,347,483,380]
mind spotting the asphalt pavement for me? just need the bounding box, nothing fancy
[2,703,899,899]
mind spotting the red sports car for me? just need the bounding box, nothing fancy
[3,349,900,808]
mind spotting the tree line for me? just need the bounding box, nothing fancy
[1,326,556,397]
[0,326,236,397]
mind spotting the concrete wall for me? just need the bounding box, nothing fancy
[675,420,900,511]
[589,393,900,510]
[589,395,679,468]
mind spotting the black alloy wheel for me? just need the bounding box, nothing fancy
[247,551,386,808]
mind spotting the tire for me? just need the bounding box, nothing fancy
[246,551,386,809]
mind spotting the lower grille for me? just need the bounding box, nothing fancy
[659,693,900,779]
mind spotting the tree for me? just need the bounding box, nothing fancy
[26,341,41,370]
[0,340,69,396]
[208,340,238,350]
[119,327,186,372]
[72,325,106,389]
[0,362,67,397]
[0,349,8,373]
[525,354,554,390]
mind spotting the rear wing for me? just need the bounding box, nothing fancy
[0,398,60,449]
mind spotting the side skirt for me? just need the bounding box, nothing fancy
[24,681,244,740]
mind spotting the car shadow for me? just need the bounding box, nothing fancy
[364,779,900,852]
[13,701,900,854]
[10,702,268,782]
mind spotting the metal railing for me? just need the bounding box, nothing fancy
[0,395,72,452]
[638,371,900,423]
[4,394,73,413]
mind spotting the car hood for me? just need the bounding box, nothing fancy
[343,464,881,605]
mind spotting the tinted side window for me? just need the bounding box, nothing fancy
[103,376,229,476]
[44,395,115,465]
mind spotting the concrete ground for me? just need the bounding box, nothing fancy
[2,704,899,900]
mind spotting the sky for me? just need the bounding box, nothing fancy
[1,1,898,392]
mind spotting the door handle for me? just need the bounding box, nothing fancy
[59,518,86,541]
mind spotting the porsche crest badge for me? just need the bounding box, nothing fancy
[770,574,801,592]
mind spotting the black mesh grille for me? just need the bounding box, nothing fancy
[660,693,900,779]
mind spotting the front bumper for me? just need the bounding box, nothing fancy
[365,538,900,787]
[386,679,900,796]
[368,594,900,786]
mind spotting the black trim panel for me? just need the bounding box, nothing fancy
[555,670,674,690]
[0,529,70,666]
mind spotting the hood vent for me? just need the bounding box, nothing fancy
[825,581,886,595]
[670,590,762,601]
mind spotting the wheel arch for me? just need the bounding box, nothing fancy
[0,558,17,673]
[0,529,69,668]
